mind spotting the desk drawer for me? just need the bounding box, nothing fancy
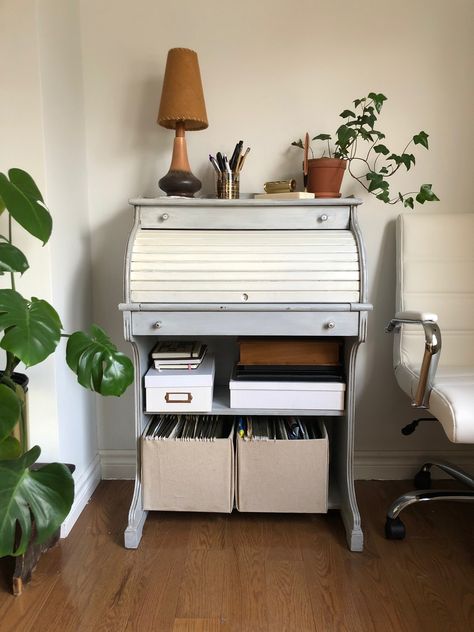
[131,311,359,337]
[139,206,350,230]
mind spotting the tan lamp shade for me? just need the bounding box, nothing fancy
[158,48,208,131]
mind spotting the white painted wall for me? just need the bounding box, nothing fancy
[0,0,99,524]
[79,0,474,475]
[2,0,473,490]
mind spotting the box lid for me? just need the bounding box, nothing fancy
[229,376,345,392]
[145,353,215,387]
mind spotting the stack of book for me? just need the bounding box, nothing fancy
[233,338,344,382]
[151,340,207,370]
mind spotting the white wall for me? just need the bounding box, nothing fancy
[0,0,100,528]
[2,0,473,486]
[79,0,474,476]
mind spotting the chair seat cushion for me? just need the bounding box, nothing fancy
[395,364,474,443]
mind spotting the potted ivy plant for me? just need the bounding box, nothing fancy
[292,92,439,207]
[0,169,133,589]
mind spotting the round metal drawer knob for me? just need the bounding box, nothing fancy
[153,321,162,329]
[326,321,336,329]
[320,214,329,222]
[161,213,169,221]
[241,293,249,302]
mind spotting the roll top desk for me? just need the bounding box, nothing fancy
[120,197,371,551]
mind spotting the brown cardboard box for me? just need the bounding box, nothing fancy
[142,425,234,512]
[236,420,328,513]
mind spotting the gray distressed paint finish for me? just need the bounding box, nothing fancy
[120,197,371,551]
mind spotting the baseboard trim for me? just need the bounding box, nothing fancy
[100,448,474,481]
[354,449,474,479]
[100,449,136,480]
[60,454,101,538]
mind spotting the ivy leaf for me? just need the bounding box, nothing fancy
[0,446,74,557]
[367,92,387,113]
[339,110,355,119]
[312,134,332,141]
[416,184,439,204]
[291,139,304,149]
[404,197,414,209]
[353,98,363,108]
[413,131,429,149]
[0,172,52,245]
[388,153,403,166]
[376,191,390,203]
[366,172,389,193]
[336,125,356,152]
[0,242,29,275]
[379,167,389,174]
[398,192,404,203]
[400,153,416,170]
[66,325,134,396]
[373,144,390,155]
[0,289,62,367]
[0,383,22,442]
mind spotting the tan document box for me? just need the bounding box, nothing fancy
[236,420,328,513]
[141,423,234,513]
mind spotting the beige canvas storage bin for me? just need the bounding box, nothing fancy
[141,423,234,512]
[236,419,328,513]
[144,354,215,413]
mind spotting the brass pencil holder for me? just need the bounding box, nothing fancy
[216,172,240,199]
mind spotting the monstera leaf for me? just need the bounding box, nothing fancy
[0,446,74,557]
[0,240,29,275]
[66,325,134,396]
[0,384,22,460]
[0,289,62,367]
[0,170,52,245]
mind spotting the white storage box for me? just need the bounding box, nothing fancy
[142,422,234,512]
[236,419,328,513]
[144,353,215,412]
[229,377,345,411]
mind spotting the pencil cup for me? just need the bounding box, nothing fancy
[216,172,240,199]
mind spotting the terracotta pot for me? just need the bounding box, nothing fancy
[307,158,347,198]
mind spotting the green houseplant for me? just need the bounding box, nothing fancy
[292,92,439,207]
[0,168,133,560]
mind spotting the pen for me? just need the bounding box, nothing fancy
[303,132,309,192]
[216,151,225,172]
[229,140,243,172]
[223,154,232,175]
[238,417,245,438]
[237,146,250,172]
[209,154,221,174]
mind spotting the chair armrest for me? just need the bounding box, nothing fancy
[385,311,442,408]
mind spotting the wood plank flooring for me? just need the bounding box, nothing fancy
[0,480,472,632]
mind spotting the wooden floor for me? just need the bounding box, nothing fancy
[0,480,473,632]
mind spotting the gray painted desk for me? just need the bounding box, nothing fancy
[119,197,371,551]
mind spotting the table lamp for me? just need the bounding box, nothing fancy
[157,48,208,197]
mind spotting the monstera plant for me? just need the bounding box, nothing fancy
[0,168,133,558]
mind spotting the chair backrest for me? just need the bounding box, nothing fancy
[396,212,474,370]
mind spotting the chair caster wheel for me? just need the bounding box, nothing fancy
[385,516,406,540]
[414,469,432,489]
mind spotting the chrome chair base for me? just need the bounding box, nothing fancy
[385,462,474,540]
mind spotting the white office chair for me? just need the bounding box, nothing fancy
[385,212,474,539]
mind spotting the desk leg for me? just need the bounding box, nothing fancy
[124,478,148,549]
[335,337,364,552]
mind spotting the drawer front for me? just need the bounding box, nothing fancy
[145,385,213,413]
[131,311,359,337]
[139,206,350,230]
